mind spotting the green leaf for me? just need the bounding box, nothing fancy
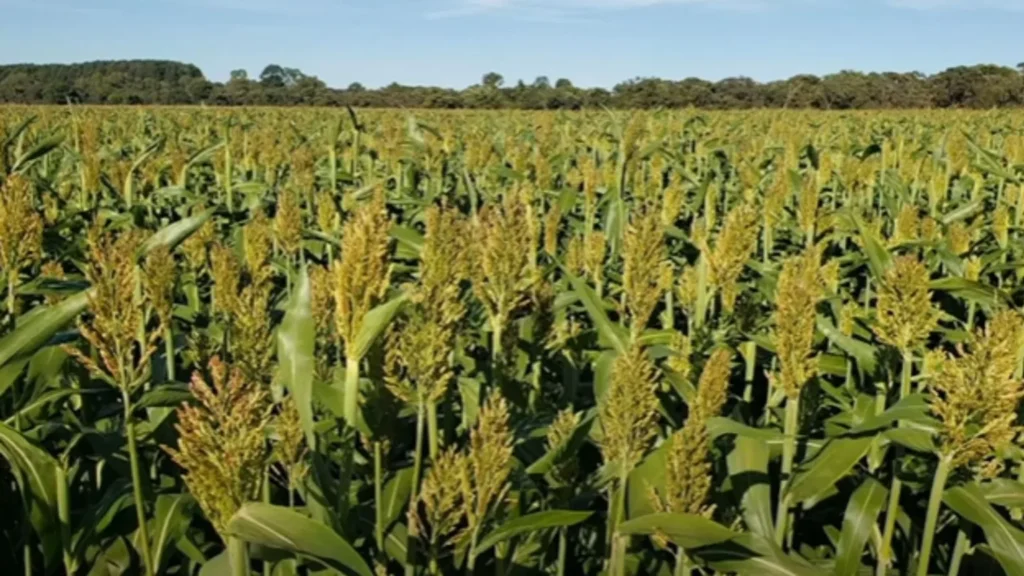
[139,208,217,256]
[853,214,891,280]
[850,393,934,435]
[12,134,63,173]
[944,483,1024,575]
[380,467,414,532]
[565,270,627,354]
[617,513,735,549]
[0,421,60,567]
[702,533,827,576]
[727,436,775,540]
[929,277,1010,308]
[941,199,984,225]
[834,477,888,576]
[151,494,193,574]
[786,437,872,507]
[979,479,1024,508]
[227,503,372,576]
[0,290,89,369]
[816,315,877,375]
[277,267,316,445]
[352,294,407,361]
[475,510,593,555]
[883,428,937,453]
[199,551,229,576]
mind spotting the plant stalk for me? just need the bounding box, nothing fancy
[917,455,953,576]
[228,536,249,576]
[123,392,154,576]
[774,390,800,547]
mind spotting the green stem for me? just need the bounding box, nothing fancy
[947,527,968,576]
[774,391,800,546]
[917,455,953,576]
[124,392,154,576]
[7,273,16,320]
[374,441,384,555]
[556,527,568,576]
[877,351,913,575]
[343,357,360,428]
[57,464,73,574]
[674,548,692,576]
[262,469,271,576]
[608,474,628,575]
[164,324,175,383]
[427,400,439,461]
[406,403,427,576]
[228,536,249,576]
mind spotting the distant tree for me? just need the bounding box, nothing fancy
[230,69,248,82]
[482,72,504,88]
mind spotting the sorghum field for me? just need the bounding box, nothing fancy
[3,106,1024,576]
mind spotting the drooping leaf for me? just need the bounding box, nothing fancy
[786,437,872,507]
[834,477,888,576]
[944,483,1024,575]
[277,266,316,445]
[727,436,775,540]
[227,503,372,576]
[475,510,593,555]
[352,294,407,361]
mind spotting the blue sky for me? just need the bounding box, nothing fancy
[0,0,1021,89]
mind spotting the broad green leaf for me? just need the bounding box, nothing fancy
[380,467,414,532]
[883,428,937,453]
[853,214,891,280]
[816,315,877,375]
[834,477,888,576]
[930,277,1010,308]
[980,479,1024,508]
[0,290,89,369]
[787,437,872,506]
[475,510,593,555]
[352,294,407,361]
[944,483,1024,575]
[199,551,229,576]
[0,421,60,567]
[277,267,316,445]
[151,494,193,574]
[702,533,827,576]
[727,436,775,540]
[227,503,372,576]
[12,134,63,172]
[566,270,627,354]
[618,513,735,549]
[139,208,216,255]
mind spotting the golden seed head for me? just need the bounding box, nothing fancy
[873,254,939,353]
[167,357,271,538]
[819,259,840,294]
[316,192,340,235]
[210,243,242,317]
[706,202,760,313]
[623,201,668,337]
[464,391,514,528]
[919,216,939,243]
[230,282,275,385]
[333,191,393,352]
[543,202,561,256]
[677,266,699,313]
[651,348,732,519]
[565,234,585,276]
[274,396,309,486]
[66,226,154,388]
[418,447,467,546]
[600,344,661,478]
[929,310,1024,477]
[181,216,215,273]
[946,222,971,256]
[470,189,536,331]
[964,256,983,282]
[143,247,177,328]
[0,174,43,275]
[891,205,920,246]
[797,176,819,240]
[839,303,861,337]
[666,332,693,382]
[244,210,274,284]
[274,187,304,257]
[583,230,607,285]
[774,250,823,399]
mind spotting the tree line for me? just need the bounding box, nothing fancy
[2,59,1024,109]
